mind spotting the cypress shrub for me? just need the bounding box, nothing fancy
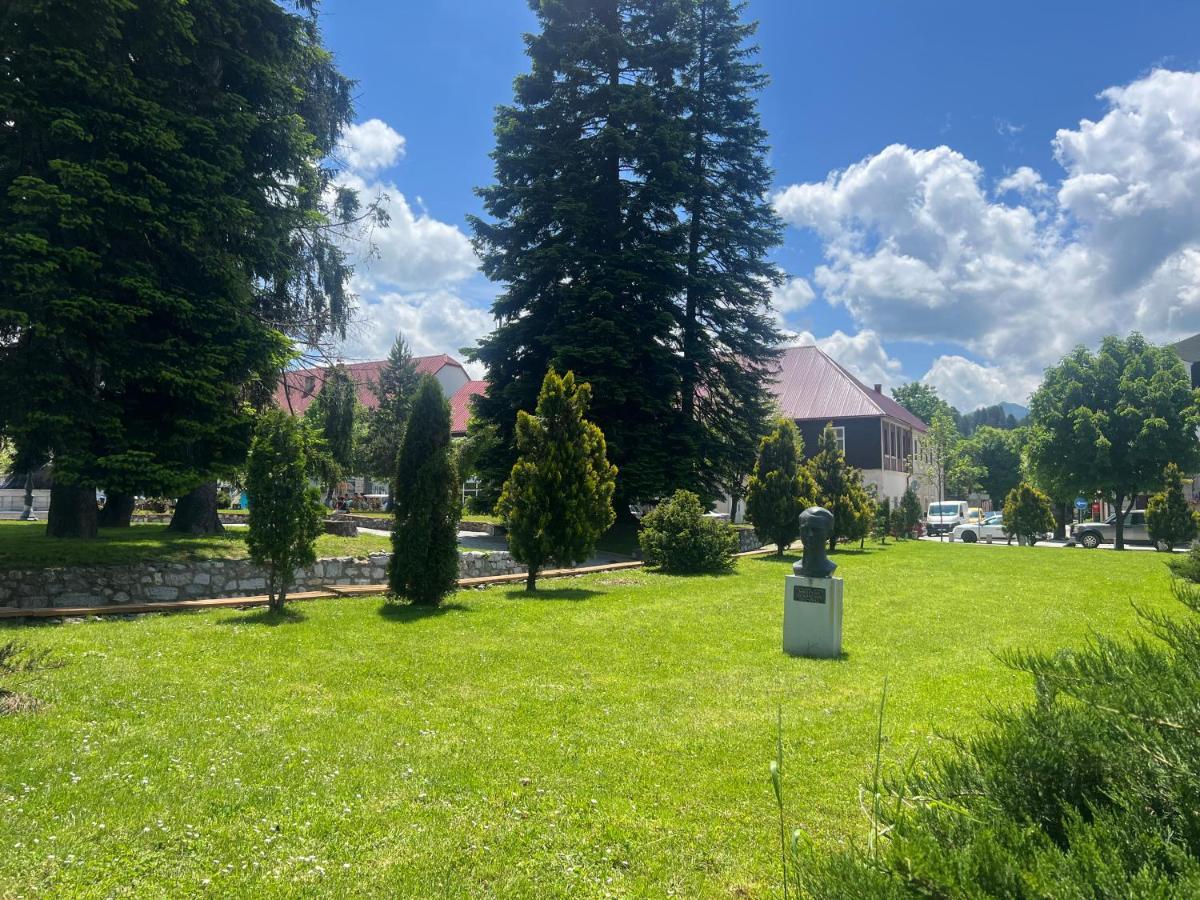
[640,490,738,574]
[746,419,816,556]
[389,376,460,606]
[245,410,325,612]
[1003,481,1055,545]
[497,369,617,592]
[1148,462,1199,551]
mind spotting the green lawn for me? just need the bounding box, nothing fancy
[0,521,390,569]
[0,542,1178,896]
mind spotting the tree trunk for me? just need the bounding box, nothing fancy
[46,482,98,539]
[167,481,224,535]
[19,471,36,520]
[525,566,538,592]
[1113,493,1125,550]
[1052,501,1069,541]
[97,492,135,528]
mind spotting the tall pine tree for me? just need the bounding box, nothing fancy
[363,334,421,495]
[676,0,783,501]
[469,0,690,514]
[1,0,364,537]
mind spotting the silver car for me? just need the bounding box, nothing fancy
[1070,510,1149,548]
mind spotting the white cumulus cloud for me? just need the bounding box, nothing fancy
[773,68,1200,409]
[338,119,407,175]
[920,355,1040,412]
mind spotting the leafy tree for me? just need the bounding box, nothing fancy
[469,0,689,513]
[675,0,782,503]
[745,419,816,556]
[966,426,1024,508]
[785,551,1200,897]
[1,0,366,538]
[498,370,617,592]
[808,423,872,551]
[640,489,738,574]
[1002,482,1055,546]
[245,410,325,613]
[1147,463,1198,551]
[304,364,358,503]
[898,487,922,538]
[362,334,421,494]
[389,377,461,606]
[1028,334,1200,549]
[891,383,960,427]
[926,409,961,531]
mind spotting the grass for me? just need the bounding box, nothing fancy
[0,521,391,570]
[0,541,1178,896]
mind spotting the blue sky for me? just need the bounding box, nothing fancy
[319,1,1200,411]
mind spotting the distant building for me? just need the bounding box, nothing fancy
[714,345,935,522]
[769,345,934,509]
[277,354,475,433]
[276,353,484,499]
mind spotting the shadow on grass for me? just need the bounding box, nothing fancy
[377,601,470,623]
[499,587,602,602]
[219,606,308,627]
[749,553,802,565]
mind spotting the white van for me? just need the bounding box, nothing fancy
[926,500,969,536]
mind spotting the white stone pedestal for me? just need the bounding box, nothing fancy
[783,575,843,658]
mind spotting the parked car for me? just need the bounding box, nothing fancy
[966,507,985,525]
[952,513,1007,543]
[1070,510,1150,548]
[926,500,969,536]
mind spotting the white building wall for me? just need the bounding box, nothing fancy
[434,365,469,399]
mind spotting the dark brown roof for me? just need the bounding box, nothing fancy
[770,345,928,432]
[276,355,466,416]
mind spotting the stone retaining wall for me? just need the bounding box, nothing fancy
[0,550,526,610]
[736,528,764,553]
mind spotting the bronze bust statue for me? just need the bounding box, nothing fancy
[793,506,837,578]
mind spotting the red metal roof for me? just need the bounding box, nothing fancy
[449,380,486,436]
[276,355,466,416]
[769,345,928,432]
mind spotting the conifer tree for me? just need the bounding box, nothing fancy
[497,370,617,592]
[838,468,875,549]
[1147,463,1199,551]
[808,423,860,552]
[304,365,358,503]
[676,0,783,500]
[389,377,460,606]
[363,334,422,495]
[899,487,922,538]
[1,0,365,538]
[1002,482,1055,546]
[746,419,816,556]
[245,410,325,613]
[873,496,892,544]
[469,0,690,512]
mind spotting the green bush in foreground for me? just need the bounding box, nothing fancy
[245,411,325,612]
[640,490,738,574]
[389,376,460,607]
[781,560,1200,897]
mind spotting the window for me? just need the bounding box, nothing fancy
[832,426,845,454]
[303,374,316,397]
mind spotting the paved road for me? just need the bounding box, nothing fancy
[918,535,1189,553]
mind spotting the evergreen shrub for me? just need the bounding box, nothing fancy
[640,490,738,574]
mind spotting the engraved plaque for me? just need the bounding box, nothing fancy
[792,584,827,605]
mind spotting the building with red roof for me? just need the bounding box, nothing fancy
[767,345,933,509]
